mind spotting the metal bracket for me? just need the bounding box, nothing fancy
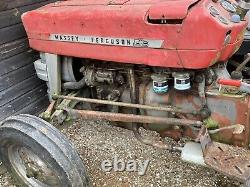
[200,127,250,183]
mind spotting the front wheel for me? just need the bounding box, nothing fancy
[0,114,90,187]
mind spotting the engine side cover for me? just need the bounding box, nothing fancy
[22,0,248,69]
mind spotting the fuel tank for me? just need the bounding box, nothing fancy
[22,0,247,69]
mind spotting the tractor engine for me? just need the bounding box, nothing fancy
[36,55,250,148]
[22,0,250,147]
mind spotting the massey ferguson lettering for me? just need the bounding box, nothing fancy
[91,37,132,46]
[54,35,79,42]
[50,34,164,49]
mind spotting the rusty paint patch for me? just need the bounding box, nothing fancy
[205,142,250,182]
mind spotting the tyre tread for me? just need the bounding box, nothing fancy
[0,114,90,187]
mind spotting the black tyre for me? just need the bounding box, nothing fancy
[0,114,90,187]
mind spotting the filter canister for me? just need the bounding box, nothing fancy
[151,74,169,94]
[173,72,191,91]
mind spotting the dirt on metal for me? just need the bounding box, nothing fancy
[0,119,243,187]
[205,142,250,182]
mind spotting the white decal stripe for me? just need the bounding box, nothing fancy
[49,34,164,49]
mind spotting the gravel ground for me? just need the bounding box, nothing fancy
[0,119,243,187]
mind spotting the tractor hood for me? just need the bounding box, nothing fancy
[22,0,247,69]
[52,0,199,20]
[147,0,200,20]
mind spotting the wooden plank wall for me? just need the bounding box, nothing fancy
[0,0,56,120]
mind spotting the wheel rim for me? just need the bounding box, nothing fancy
[8,145,62,187]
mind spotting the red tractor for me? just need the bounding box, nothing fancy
[1,0,250,186]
